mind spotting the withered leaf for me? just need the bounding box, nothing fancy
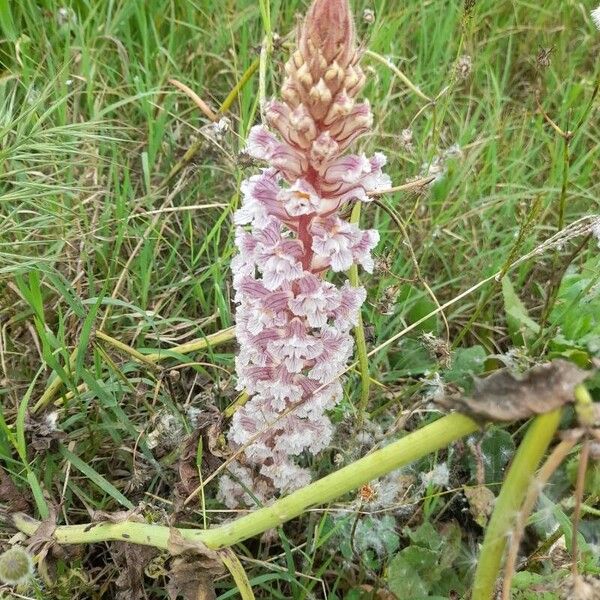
[26,507,61,584]
[166,529,224,600]
[92,507,145,524]
[94,507,157,597]
[27,507,57,554]
[439,360,593,422]
[0,467,31,512]
[174,407,226,510]
[24,412,66,452]
[109,541,158,600]
[167,557,217,600]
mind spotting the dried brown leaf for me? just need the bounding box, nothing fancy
[24,412,66,452]
[25,507,63,584]
[167,528,222,565]
[440,360,592,422]
[109,541,158,600]
[175,407,225,504]
[166,529,224,600]
[0,467,31,512]
[560,575,600,600]
[357,585,397,599]
[92,507,145,524]
[167,557,217,600]
[27,508,57,554]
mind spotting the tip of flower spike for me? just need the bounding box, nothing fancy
[300,0,356,66]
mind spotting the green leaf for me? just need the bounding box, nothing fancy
[468,426,516,485]
[0,0,17,41]
[396,285,440,334]
[502,276,539,345]
[444,345,487,390]
[393,338,437,376]
[59,445,134,509]
[387,547,438,599]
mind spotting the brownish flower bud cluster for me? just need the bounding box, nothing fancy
[266,0,372,178]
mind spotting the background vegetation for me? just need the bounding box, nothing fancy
[0,0,599,598]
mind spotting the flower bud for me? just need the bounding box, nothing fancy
[300,0,356,67]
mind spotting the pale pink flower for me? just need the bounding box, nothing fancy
[267,318,324,372]
[288,274,339,327]
[257,240,305,290]
[332,283,368,330]
[311,216,379,273]
[279,179,321,217]
[308,327,354,383]
[261,462,312,493]
[246,125,307,181]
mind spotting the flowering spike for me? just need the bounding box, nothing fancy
[220,0,391,507]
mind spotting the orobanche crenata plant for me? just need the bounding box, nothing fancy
[220,0,391,507]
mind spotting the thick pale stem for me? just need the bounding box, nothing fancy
[11,413,477,550]
[471,410,562,599]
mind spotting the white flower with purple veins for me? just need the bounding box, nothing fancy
[309,327,354,383]
[220,0,391,506]
[592,216,600,247]
[311,216,359,271]
[288,274,339,327]
[268,318,324,372]
[279,179,321,216]
[246,125,307,180]
[592,5,600,30]
[351,228,380,273]
[294,380,343,419]
[311,216,379,273]
[255,375,304,411]
[235,170,286,227]
[332,282,368,330]
[257,239,305,290]
[236,278,292,334]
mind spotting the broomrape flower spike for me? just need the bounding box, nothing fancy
[221,0,390,507]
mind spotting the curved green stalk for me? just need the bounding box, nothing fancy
[471,410,562,599]
[143,326,236,363]
[219,58,260,116]
[348,202,371,425]
[10,413,477,550]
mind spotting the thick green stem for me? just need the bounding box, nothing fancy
[11,413,477,550]
[348,202,371,426]
[472,410,562,599]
